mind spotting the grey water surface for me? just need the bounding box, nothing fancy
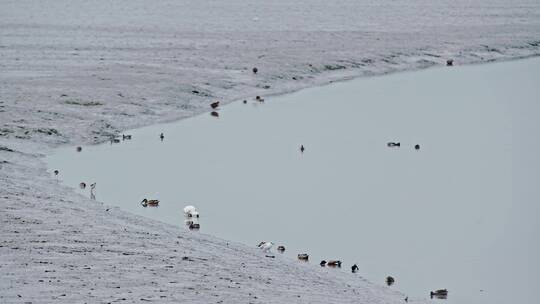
[47,57,540,304]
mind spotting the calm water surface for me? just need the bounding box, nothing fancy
[47,58,540,304]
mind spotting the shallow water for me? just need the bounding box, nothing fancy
[47,58,540,304]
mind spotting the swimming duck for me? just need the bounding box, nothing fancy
[446,59,454,66]
[387,142,400,147]
[54,170,59,176]
[277,245,285,252]
[76,146,82,152]
[211,101,220,109]
[386,276,395,285]
[255,96,264,102]
[320,260,327,267]
[252,67,258,74]
[430,289,448,298]
[351,264,359,273]
[414,144,420,150]
[79,182,86,189]
[122,134,132,140]
[141,198,159,207]
[297,253,309,261]
[211,111,219,117]
[327,260,342,267]
[189,223,200,230]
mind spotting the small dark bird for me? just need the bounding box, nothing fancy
[122,134,132,140]
[414,144,420,150]
[189,223,200,230]
[54,170,59,176]
[252,67,258,74]
[387,142,400,147]
[79,182,86,189]
[447,59,454,66]
[211,111,219,118]
[76,146,82,152]
[211,101,220,109]
[243,100,247,104]
[351,264,359,273]
[277,245,285,252]
[405,296,408,302]
[255,96,264,102]
[160,133,164,141]
[386,276,395,286]
[300,145,305,153]
[320,260,327,267]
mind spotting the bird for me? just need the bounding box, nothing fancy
[160,133,164,141]
[386,276,395,286]
[79,182,86,189]
[122,134,132,140]
[327,260,342,267]
[90,183,96,191]
[277,245,285,252]
[297,253,309,261]
[210,101,220,109]
[300,145,305,153]
[252,67,258,74]
[414,144,420,150]
[255,96,264,102]
[446,59,454,66]
[320,260,327,267]
[189,223,200,230]
[405,296,408,302]
[76,146,82,152]
[351,264,359,273]
[184,205,200,218]
[54,170,59,176]
[257,241,273,252]
[141,198,159,207]
[243,100,247,104]
[210,111,219,117]
[430,289,448,298]
[387,142,400,147]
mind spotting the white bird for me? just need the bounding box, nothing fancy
[184,205,200,218]
[257,241,274,253]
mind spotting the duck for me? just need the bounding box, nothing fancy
[54,170,59,176]
[300,145,305,153]
[446,59,454,66]
[160,133,164,141]
[79,182,86,189]
[255,96,264,102]
[327,260,342,267]
[210,101,220,109]
[211,111,219,117]
[351,264,359,273]
[76,146,82,152]
[387,142,400,147]
[297,253,309,261]
[141,198,159,207]
[277,245,285,252]
[184,205,200,218]
[189,223,200,230]
[320,260,327,267]
[430,289,448,298]
[252,67,258,74]
[122,134,132,140]
[386,276,395,285]
[257,241,273,252]
[414,144,420,150]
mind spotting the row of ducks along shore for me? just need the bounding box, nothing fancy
[257,241,448,301]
